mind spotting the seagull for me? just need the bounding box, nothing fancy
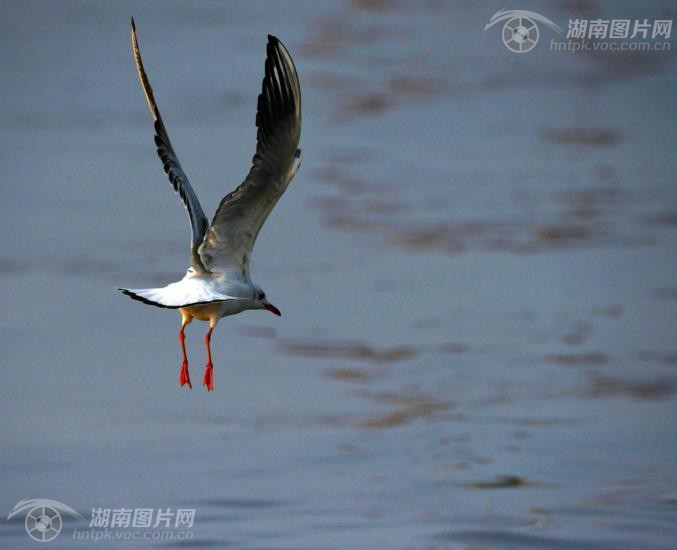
[119,19,301,391]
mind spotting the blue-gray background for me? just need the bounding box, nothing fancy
[1,1,676,547]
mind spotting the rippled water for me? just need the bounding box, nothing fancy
[2,1,676,548]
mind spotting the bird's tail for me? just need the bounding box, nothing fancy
[118,287,180,308]
[118,280,239,309]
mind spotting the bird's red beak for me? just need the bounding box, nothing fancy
[264,303,281,317]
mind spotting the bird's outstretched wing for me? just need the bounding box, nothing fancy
[130,18,209,273]
[198,35,302,282]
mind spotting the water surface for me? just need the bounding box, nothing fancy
[1,1,676,547]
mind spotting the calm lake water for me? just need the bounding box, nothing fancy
[2,1,676,548]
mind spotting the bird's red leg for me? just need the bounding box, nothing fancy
[202,326,215,391]
[179,323,192,389]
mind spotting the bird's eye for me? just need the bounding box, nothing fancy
[258,293,264,300]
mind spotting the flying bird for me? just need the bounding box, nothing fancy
[120,19,301,390]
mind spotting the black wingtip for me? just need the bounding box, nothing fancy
[131,17,136,30]
[268,34,282,48]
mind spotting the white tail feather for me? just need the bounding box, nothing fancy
[119,278,239,308]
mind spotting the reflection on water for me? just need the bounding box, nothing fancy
[2,0,676,547]
[547,352,610,365]
[360,391,452,429]
[325,366,383,383]
[585,373,677,400]
[280,338,417,363]
[541,127,622,147]
[468,475,541,490]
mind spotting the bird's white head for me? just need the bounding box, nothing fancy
[252,285,281,317]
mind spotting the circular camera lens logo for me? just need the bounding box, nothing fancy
[26,506,62,542]
[485,9,564,54]
[502,16,539,53]
[8,498,86,543]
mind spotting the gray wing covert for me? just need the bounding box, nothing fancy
[131,18,209,273]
